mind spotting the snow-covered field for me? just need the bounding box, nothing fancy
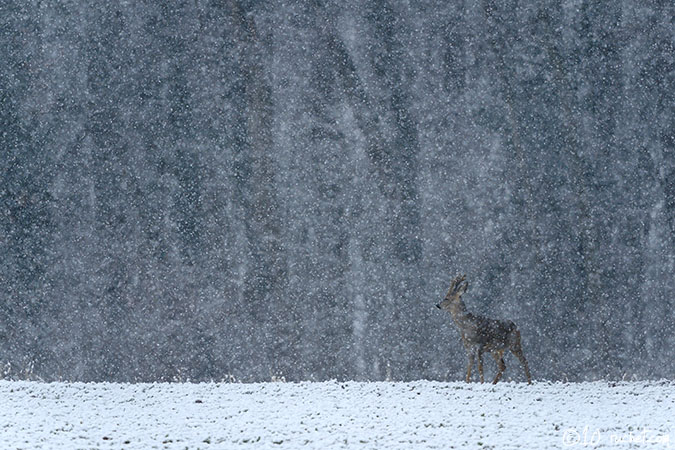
[0,380,672,449]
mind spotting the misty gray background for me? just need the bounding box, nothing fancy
[1,0,673,382]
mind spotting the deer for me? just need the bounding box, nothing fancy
[436,274,532,384]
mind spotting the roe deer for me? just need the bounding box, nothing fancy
[436,274,532,384]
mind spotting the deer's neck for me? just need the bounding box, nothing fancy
[450,299,472,327]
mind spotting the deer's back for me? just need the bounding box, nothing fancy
[464,313,516,351]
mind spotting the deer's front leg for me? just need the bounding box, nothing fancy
[465,351,475,382]
[477,349,485,383]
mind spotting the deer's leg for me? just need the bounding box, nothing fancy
[477,349,485,383]
[492,350,506,384]
[510,331,532,384]
[466,351,475,383]
[512,348,532,384]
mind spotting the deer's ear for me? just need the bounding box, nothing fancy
[458,282,468,294]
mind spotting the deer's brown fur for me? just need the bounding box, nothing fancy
[436,274,532,384]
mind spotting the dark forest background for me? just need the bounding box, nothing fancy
[1,0,673,382]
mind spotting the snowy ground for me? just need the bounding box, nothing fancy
[0,380,672,449]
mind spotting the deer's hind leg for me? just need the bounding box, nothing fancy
[509,330,532,384]
[491,350,506,384]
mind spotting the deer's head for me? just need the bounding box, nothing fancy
[436,274,468,311]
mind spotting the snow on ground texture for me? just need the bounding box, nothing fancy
[0,380,672,449]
